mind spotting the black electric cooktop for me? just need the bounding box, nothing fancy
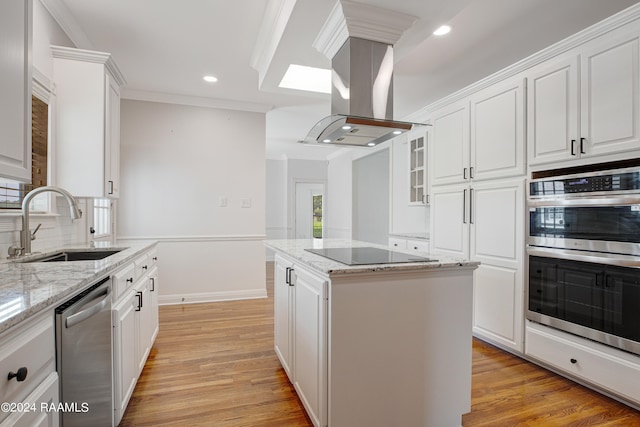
[305,247,437,266]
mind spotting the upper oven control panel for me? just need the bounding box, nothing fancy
[530,169,640,197]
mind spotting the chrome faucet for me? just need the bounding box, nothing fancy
[10,186,82,257]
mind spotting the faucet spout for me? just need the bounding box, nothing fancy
[20,186,82,255]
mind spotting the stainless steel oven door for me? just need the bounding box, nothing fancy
[526,246,640,356]
[528,196,640,256]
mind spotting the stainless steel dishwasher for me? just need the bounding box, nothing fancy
[55,276,113,427]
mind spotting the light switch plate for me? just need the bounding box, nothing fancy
[219,197,228,207]
[241,198,251,208]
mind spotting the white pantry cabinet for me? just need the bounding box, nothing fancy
[273,255,328,427]
[0,0,32,182]
[52,46,126,198]
[431,178,525,352]
[430,75,525,186]
[527,23,640,167]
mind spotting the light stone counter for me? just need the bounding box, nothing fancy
[0,240,157,334]
[264,238,475,276]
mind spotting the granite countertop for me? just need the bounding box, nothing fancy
[0,240,157,334]
[265,239,478,276]
[389,232,430,240]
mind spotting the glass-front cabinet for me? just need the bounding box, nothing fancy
[409,130,429,205]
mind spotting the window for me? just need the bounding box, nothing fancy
[0,95,48,210]
[313,194,323,238]
[92,198,112,239]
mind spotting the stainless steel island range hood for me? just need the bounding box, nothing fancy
[300,36,425,148]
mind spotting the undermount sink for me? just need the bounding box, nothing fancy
[22,248,126,262]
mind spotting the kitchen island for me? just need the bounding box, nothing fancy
[265,239,479,427]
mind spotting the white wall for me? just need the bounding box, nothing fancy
[353,149,390,244]
[118,100,267,304]
[326,151,354,239]
[33,0,74,79]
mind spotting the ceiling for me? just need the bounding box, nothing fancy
[48,0,640,160]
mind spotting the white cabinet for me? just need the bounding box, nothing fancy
[51,46,126,198]
[388,236,430,252]
[0,312,58,426]
[111,245,159,425]
[0,0,31,181]
[431,179,525,352]
[408,129,429,205]
[431,76,525,186]
[431,101,469,186]
[292,267,327,427]
[274,255,294,381]
[527,24,640,167]
[112,290,137,426]
[273,255,327,427]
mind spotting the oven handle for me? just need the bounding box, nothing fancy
[527,246,640,268]
[528,196,640,207]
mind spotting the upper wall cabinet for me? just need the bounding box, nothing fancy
[0,0,32,182]
[408,128,429,205]
[52,46,126,198]
[527,24,640,167]
[431,76,525,186]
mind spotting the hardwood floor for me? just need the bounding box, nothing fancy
[120,263,640,426]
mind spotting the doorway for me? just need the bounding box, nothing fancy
[294,182,325,239]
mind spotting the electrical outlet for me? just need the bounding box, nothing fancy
[219,196,228,207]
[241,198,251,208]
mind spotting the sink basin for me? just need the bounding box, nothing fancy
[23,248,125,262]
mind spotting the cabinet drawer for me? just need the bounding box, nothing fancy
[113,262,136,300]
[147,247,158,269]
[406,239,429,252]
[0,372,59,427]
[0,314,55,421]
[134,254,150,280]
[526,323,640,405]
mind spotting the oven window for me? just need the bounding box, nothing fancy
[529,256,640,343]
[530,206,640,243]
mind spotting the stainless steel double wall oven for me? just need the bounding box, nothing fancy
[527,164,640,356]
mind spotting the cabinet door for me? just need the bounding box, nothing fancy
[105,73,120,198]
[274,256,294,380]
[430,184,469,258]
[431,101,469,186]
[0,372,59,427]
[135,281,153,374]
[470,77,525,181]
[408,130,428,205]
[148,267,159,344]
[113,291,137,426]
[527,56,579,166]
[0,0,31,181]
[580,27,640,158]
[292,267,327,427]
[470,178,525,352]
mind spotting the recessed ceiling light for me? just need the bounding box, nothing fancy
[433,25,451,36]
[279,64,331,94]
[342,125,352,130]
[393,130,402,135]
[367,142,376,147]
[323,139,331,143]
[203,75,218,83]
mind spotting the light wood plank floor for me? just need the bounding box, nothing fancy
[120,264,640,426]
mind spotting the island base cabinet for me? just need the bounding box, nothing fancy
[329,268,474,427]
[292,267,327,427]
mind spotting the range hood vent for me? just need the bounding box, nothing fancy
[300,36,426,148]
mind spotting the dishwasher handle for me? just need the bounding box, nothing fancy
[65,286,111,328]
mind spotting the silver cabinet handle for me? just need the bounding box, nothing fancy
[463,189,467,224]
[470,188,474,224]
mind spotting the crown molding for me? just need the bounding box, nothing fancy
[51,45,126,86]
[403,2,640,123]
[32,67,52,102]
[39,0,93,49]
[314,0,416,59]
[121,89,273,114]
[250,0,297,87]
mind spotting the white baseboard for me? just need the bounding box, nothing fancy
[159,288,267,305]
